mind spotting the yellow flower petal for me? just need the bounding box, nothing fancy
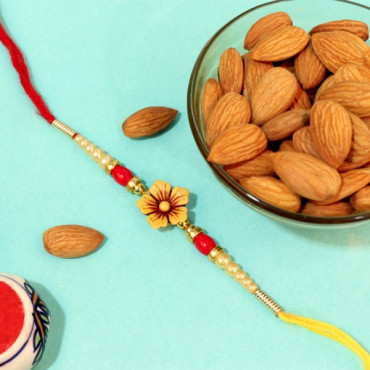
[150,180,171,202]
[168,206,188,225]
[137,194,158,215]
[147,212,169,229]
[169,186,189,207]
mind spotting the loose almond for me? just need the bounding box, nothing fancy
[317,81,370,117]
[334,63,370,84]
[240,176,301,212]
[224,150,274,179]
[252,26,310,62]
[242,52,273,100]
[294,41,327,89]
[310,100,352,168]
[302,201,353,216]
[312,31,368,73]
[272,152,341,201]
[251,67,298,125]
[310,19,369,41]
[208,124,267,165]
[261,109,309,141]
[123,106,177,138]
[292,126,321,159]
[201,78,224,128]
[206,92,251,147]
[219,48,244,93]
[350,186,370,211]
[244,12,292,50]
[43,225,104,258]
[314,167,370,205]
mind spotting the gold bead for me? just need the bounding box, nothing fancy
[207,246,223,263]
[184,224,202,242]
[126,176,146,195]
[214,252,231,269]
[177,220,190,230]
[105,159,119,174]
[225,261,239,276]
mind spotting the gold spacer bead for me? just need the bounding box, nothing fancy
[208,246,223,263]
[126,176,146,195]
[105,159,119,175]
[177,220,190,230]
[184,224,202,242]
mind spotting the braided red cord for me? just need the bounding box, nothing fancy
[0,23,55,123]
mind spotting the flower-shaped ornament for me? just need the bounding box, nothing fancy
[137,180,189,229]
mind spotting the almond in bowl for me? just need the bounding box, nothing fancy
[188,1,370,226]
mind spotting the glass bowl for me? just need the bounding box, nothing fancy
[187,0,370,227]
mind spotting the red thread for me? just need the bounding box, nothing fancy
[0,23,55,123]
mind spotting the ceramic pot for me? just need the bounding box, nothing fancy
[0,273,50,369]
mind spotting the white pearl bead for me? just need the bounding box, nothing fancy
[99,154,113,169]
[79,138,88,148]
[92,148,103,161]
[215,252,231,269]
[225,262,239,276]
[233,270,247,283]
[241,278,258,293]
[85,142,95,154]
[74,134,83,144]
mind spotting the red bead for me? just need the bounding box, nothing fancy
[111,165,133,186]
[193,233,216,255]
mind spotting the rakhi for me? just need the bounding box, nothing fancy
[0,20,369,370]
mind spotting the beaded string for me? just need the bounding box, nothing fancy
[0,21,369,370]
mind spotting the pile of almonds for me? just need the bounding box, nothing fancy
[202,12,370,216]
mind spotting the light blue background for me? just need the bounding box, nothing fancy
[0,1,369,369]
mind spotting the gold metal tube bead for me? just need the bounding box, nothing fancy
[254,290,283,316]
[51,119,77,138]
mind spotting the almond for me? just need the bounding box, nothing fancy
[362,116,370,130]
[261,109,309,141]
[252,26,310,62]
[240,176,301,212]
[310,100,352,168]
[208,124,267,165]
[123,106,177,138]
[242,52,273,100]
[43,225,104,258]
[310,19,369,41]
[292,126,321,159]
[279,140,296,152]
[201,78,223,128]
[302,201,353,216]
[272,152,341,201]
[312,31,368,73]
[317,81,370,117]
[224,150,274,179]
[364,48,370,68]
[315,75,336,101]
[334,63,370,84]
[346,113,370,164]
[314,167,370,205]
[350,186,370,211]
[244,11,292,50]
[294,41,327,89]
[338,153,370,172]
[290,83,312,110]
[206,92,251,147]
[219,48,243,93]
[251,67,298,125]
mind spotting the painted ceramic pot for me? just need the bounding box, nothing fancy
[0,273,50,369]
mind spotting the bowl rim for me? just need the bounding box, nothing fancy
[187,0,370,225]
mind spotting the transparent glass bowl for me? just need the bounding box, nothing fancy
[187,0,370,227]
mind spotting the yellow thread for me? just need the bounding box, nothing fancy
[278,312,370,369]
